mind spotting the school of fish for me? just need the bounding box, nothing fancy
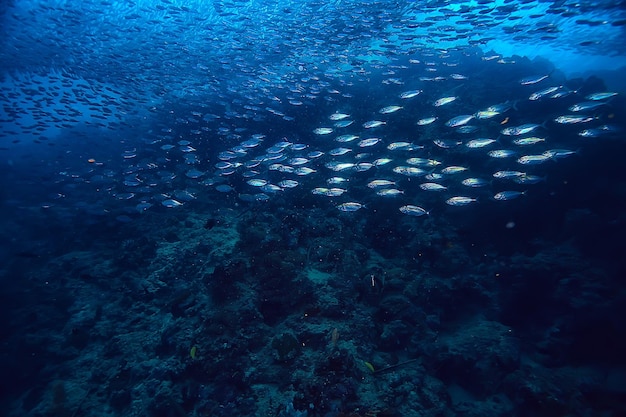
[0,0,624,219]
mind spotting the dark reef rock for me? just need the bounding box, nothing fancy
[207,260,246,304]
[433,319,521,399]
[272,332,300,363]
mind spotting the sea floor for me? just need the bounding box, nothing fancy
[1,199,625,417]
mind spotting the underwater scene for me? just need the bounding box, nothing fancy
[1,0,626,416]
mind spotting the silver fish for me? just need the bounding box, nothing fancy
[519,74,550,85]
[399,205,429,216]
[337,202,364,212]
[501,123,542,136]
[554,115,595,124]
[363,120,386,129]
[162,199,183,207]
[376,189,404,197]
[417,117,438,125]
[399,90,422,99]
[434,96,457,106]
[585,92,618,101]
[419,182,447,191]
[446,196,477,206]
[313,127,334,135]
[517,154,552,165]
[445,114,474,128]
[494,191,526,200]
[379,105,403,114]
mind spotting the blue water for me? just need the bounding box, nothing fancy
[1,1,625,416]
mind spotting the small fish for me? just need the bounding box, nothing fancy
[247,179,268,187]
[326,188,348,196]
[261,184,282,193]
[407,158,441,167]
[486,102,514,113]
[373,158,393,166]
[445,114,474,127]
[272,164,294,173]
[336,134,359,143]
[529,86,560,101]
[456,126,478,134]
[329,113,350,120]
[554,115,595,124]
[461,178,489,187]
[517,154,552,165]
[519,74,549,85]
[543,149,577,159]
[273,141,292,149]
[425,173,444,181]
[367,180,396,188]
[289,157,309,165]
[474,110,500,119]
[466,138,496,148]
[329,147,352,156]
[334,120,354,128]
[312,187,330,195]
[387,142,416,151]
[399,90,422,99]
[376,189,404,197]
[578,125,619,137]
[488,149,517,158]
[585,92,618,101]
[327,177,348,185]
[314,127,334,135]
[434,96,457,106]
[417,117,438,125]
[393,166,428,176]
[419,182,447,191]
[433,139,462,149]
[241,138,263,148]
[399,205,429,216]
[337,202,364,212]
[578,129,601,138]
[501,123,542,136]
[326,162,355,171]
[494,191,526,200]
[358,138,381,147]
[493,170,525,179]
[568,102,605,112]
[441,166,468,175]
[513,137,546,146]
[294,167,316,175]
[216,161,233,169]
[446,196,477,206]
[363,120,386,129]
[379,105,403,114]
[513,174,545,184]
[136,202,153,212]
[162,199,183,208]
[278,180,299,188]
[549,89,576,99]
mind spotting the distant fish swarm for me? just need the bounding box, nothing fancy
[0,0,623,218]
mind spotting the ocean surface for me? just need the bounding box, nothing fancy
[1,1,625,416]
